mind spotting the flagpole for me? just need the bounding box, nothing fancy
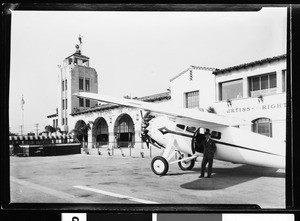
[21,94,24,135]
[22,108,24,135]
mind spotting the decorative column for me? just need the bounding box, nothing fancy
[88,129,93,148]
[276,70,283,94]
[108,116,116,155]
[243,77,249,98]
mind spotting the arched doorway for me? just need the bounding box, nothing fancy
[114,113,135,147]
[73,120,88,142]
[92,117,109,147]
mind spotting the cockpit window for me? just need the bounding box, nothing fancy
[176,124,185,130]
[186,126,196,133]
[211,131,221,139]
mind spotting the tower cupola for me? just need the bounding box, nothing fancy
[65,35,90,67]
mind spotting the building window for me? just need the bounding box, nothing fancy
[66,99,67,109]
[86,99,90,107]
[189,70,193,81]
[56,119,58,128]
[53,119,55,128]
[252,118,272,137]
[62,118,65,125]
[65,118,68,126]
[250,72,277,97]
[79,98,84,107]
[62,99,64,110]
[220,79,243,101]
[118,121,129,133]
[85,79,90,91]
[62,80,64,91]
[185,90,199,109]
[79,78,84,90]
[282,70,286,92]
[65,79,67,91]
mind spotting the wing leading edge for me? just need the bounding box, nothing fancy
[74,92,248,127]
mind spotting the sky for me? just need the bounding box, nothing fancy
[9,7,287,134]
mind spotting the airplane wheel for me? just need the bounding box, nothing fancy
[151,156,169,176]
[178,154,195,170]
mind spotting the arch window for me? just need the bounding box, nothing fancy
[115,114,135,146]
[252,118,272,137]
[118,121,129,133]
[94,118,109,144]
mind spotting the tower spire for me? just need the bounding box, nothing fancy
[78,34,83,54]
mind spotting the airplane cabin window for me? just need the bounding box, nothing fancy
[211,131,221,139]
[186,126,196,133]
[176,124,185,130]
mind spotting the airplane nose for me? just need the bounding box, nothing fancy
[140,111,155,141]
[141,122,149,128]
[142,129,149,135]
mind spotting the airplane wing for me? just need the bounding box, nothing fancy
[74,92,248,127]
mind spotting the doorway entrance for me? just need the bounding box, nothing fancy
[114,114,135,147]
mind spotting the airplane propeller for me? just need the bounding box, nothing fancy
[140,110,154,149]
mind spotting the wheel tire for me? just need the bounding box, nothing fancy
[151,156,169,176]
[178,154,195,170]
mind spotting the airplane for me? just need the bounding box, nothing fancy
[74,92,286,176]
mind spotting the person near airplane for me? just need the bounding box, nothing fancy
[198,131,217,178]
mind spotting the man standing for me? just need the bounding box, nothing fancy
[199,131,217,178]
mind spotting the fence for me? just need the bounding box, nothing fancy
[81,141,161,158]
[9,135,162,158]
[9,134,79,156]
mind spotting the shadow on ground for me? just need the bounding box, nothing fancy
[179,164,285,190]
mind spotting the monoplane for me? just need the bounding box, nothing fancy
[74,92,285,176]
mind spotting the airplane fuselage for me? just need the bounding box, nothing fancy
[147,115,285,169]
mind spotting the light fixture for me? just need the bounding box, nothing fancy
[226,99,232,107]
[109,118,112,124]
[258,95,263,103]
[136,114,139,121]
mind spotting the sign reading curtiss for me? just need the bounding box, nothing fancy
[226,102,286,113]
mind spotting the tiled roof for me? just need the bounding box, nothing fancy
[170,65,218,82]
[71,91,171,116]
[135,91,171,102]
[213,54,286,75]
[47,113,58,118]
[65,52,89,60]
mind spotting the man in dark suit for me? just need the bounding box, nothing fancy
[199,131,217,178]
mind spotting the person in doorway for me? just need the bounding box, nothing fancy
[199,131,217,178]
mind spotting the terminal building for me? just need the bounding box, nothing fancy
[47,37,287,151]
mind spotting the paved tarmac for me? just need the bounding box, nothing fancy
[9,148,286,209]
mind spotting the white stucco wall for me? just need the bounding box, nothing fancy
[170,66,216,111]
[214,59,286,141]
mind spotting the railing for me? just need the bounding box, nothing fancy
[9,139,160,158]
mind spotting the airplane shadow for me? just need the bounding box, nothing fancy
[179,164,285,190]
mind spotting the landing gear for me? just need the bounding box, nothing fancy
[178,154,195,170]
[151,156,169,176]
